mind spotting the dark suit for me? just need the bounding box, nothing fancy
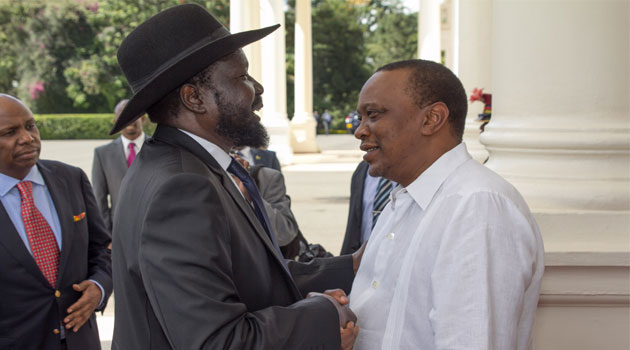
[0,160,112,350]
[340,161,369,255]
[256,166,299,247]
[251,148,281,171]
[112,126,354,349]
[91,137,129,231]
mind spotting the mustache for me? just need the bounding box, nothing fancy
[15,146,40,156]
[252,96,263,111]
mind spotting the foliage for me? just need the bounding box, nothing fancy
[311,0,371,122]
[0,0,228,114]
[362,2,417,70]
[2,0,418,133]
[34,113,155,139]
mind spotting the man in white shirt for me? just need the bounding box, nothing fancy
[92,99,146,231]
[349,59,545,349]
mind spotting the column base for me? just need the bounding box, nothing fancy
[290,112,319,153]
[535,251,629,350]
[263,111,294,165]
[463,118,488,163]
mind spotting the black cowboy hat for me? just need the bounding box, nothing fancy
[110,3,279,135]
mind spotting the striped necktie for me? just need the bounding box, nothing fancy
[372,177,393,229]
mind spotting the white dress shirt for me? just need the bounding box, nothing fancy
[178,129,244,198]
[121,132,145,159]
[349,143,545,350]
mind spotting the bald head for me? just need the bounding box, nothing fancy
[0,94,41,180]
[114,99,130,120]
[114,99,145,140]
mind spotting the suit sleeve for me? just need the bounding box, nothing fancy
[91,149,112,232]
[258,168,299,246]
[270,154,281,172]
[139,174,341,349]
[340,162,366,255]
[80,169,113,310]
[288,255,354,296]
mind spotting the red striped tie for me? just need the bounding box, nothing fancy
[17,181,59,288]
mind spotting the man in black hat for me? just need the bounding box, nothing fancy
[111,4,360,349]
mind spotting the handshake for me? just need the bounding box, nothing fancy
[308,289,359,350]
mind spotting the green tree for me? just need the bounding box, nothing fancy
[360,0,418,71]
[0,0,228,113]
[65,0,229,112]
[364,10,417,70]
[311,0,370,121]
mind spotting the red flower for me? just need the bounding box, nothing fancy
[470,88,485,103]
[29,81,45,100]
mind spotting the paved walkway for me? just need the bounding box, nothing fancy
[41,134,363,348]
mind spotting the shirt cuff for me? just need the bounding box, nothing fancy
[88,279,106,309]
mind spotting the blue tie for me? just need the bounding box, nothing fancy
[227,159,284,259]
[372,177,393,229]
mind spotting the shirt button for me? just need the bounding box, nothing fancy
[54,290,61,298]
[53,329,60,335]
[387,232,395,240]
[372,280,379,289]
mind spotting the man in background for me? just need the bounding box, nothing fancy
[234,145,281,172]
[0,94,112,350]
[92,99,146,232]
[322,109,332,135]
[340,160,394,255]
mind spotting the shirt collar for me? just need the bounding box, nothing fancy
[0,165,45,197]
[404,142,471,210]
[177,129,232,171]
[121,132,145,150]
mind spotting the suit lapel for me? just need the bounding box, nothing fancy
[37,161,74,286]
[114,137,128,170]
[153,126,290,274]
[0,201,50,285]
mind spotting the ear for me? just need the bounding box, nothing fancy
[180,84,208,114]
[420,102,450,136]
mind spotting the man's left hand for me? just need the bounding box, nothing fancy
[64,280,101,332]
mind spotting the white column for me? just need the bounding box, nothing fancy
[457,0,492,163]
[418,0,441,62]
[290,0,319,153]
[260,0,293,164]
[440,0,458,73]
[230,0,262,82]
[482,1,629,348]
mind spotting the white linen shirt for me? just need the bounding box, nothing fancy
[349,143,544,350]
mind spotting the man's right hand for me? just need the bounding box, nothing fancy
[307,291,357,327]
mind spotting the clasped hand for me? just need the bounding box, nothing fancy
[308,289,359,350]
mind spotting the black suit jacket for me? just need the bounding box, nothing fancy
[92,137,128,231]
[112,125,353,349]
[251,148,281,171]
[0,160,112,350]
[340,161,369,255]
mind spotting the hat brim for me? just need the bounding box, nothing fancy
[110,24,280,135]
